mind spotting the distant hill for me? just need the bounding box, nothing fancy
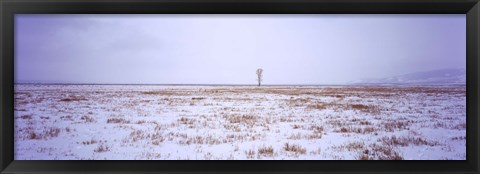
[350,68,466,85]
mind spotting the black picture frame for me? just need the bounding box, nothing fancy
[1,0,479,173]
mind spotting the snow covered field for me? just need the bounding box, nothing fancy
[14,84,466,160]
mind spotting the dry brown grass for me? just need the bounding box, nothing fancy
[82,139,98,145]
[40,116,50,119]
[308,125,324,133]
[107,118,130,124]
[288,98,312,107]
[453,123,466,130]
[65,127,72,132]
[81,115,95,123]
[380,135,438,147]
[284,143,307,154]
[337,126,376,134]
[333,142,366,152]
[292,124,302,129]
[151,133,165,145]
[359,120,372,125]
[191,97,206,100]
[279,116,296,123]
[223,124,242,132]
[26,127,61,140]
[327,119,347,127]
[258,145,274,156]
[383,121,410,132]
[18,115,32,119]
[288,133,303,140]
[305,125,324,139]
[135,120,146,124]
[306,133,323,139]
[246,149,256,159]
[451,136,466,141]
[127,130,146,142]
[306,104,327,110]
[178,117,195,125]
[356,144,404,160]
[27,131,39,140]
[350,104,380,114]
[94,144,110,153]
[142,91,189,96]
[433,122,449,129]
[225,114,257,125]
[60,96,87,102]
[351,104,370,110]
[222,97,253,101]
[345,142,365,151]
[178,135,222,145]
[43,127,61,139]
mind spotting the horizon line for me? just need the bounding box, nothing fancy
[14,82,466,86]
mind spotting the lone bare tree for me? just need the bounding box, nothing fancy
[256,68,263,86]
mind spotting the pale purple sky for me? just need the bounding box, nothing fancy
[15,14,466,84]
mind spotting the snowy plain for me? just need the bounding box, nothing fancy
[14,84,466,160]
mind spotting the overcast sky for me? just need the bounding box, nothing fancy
[15,14,466,84]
